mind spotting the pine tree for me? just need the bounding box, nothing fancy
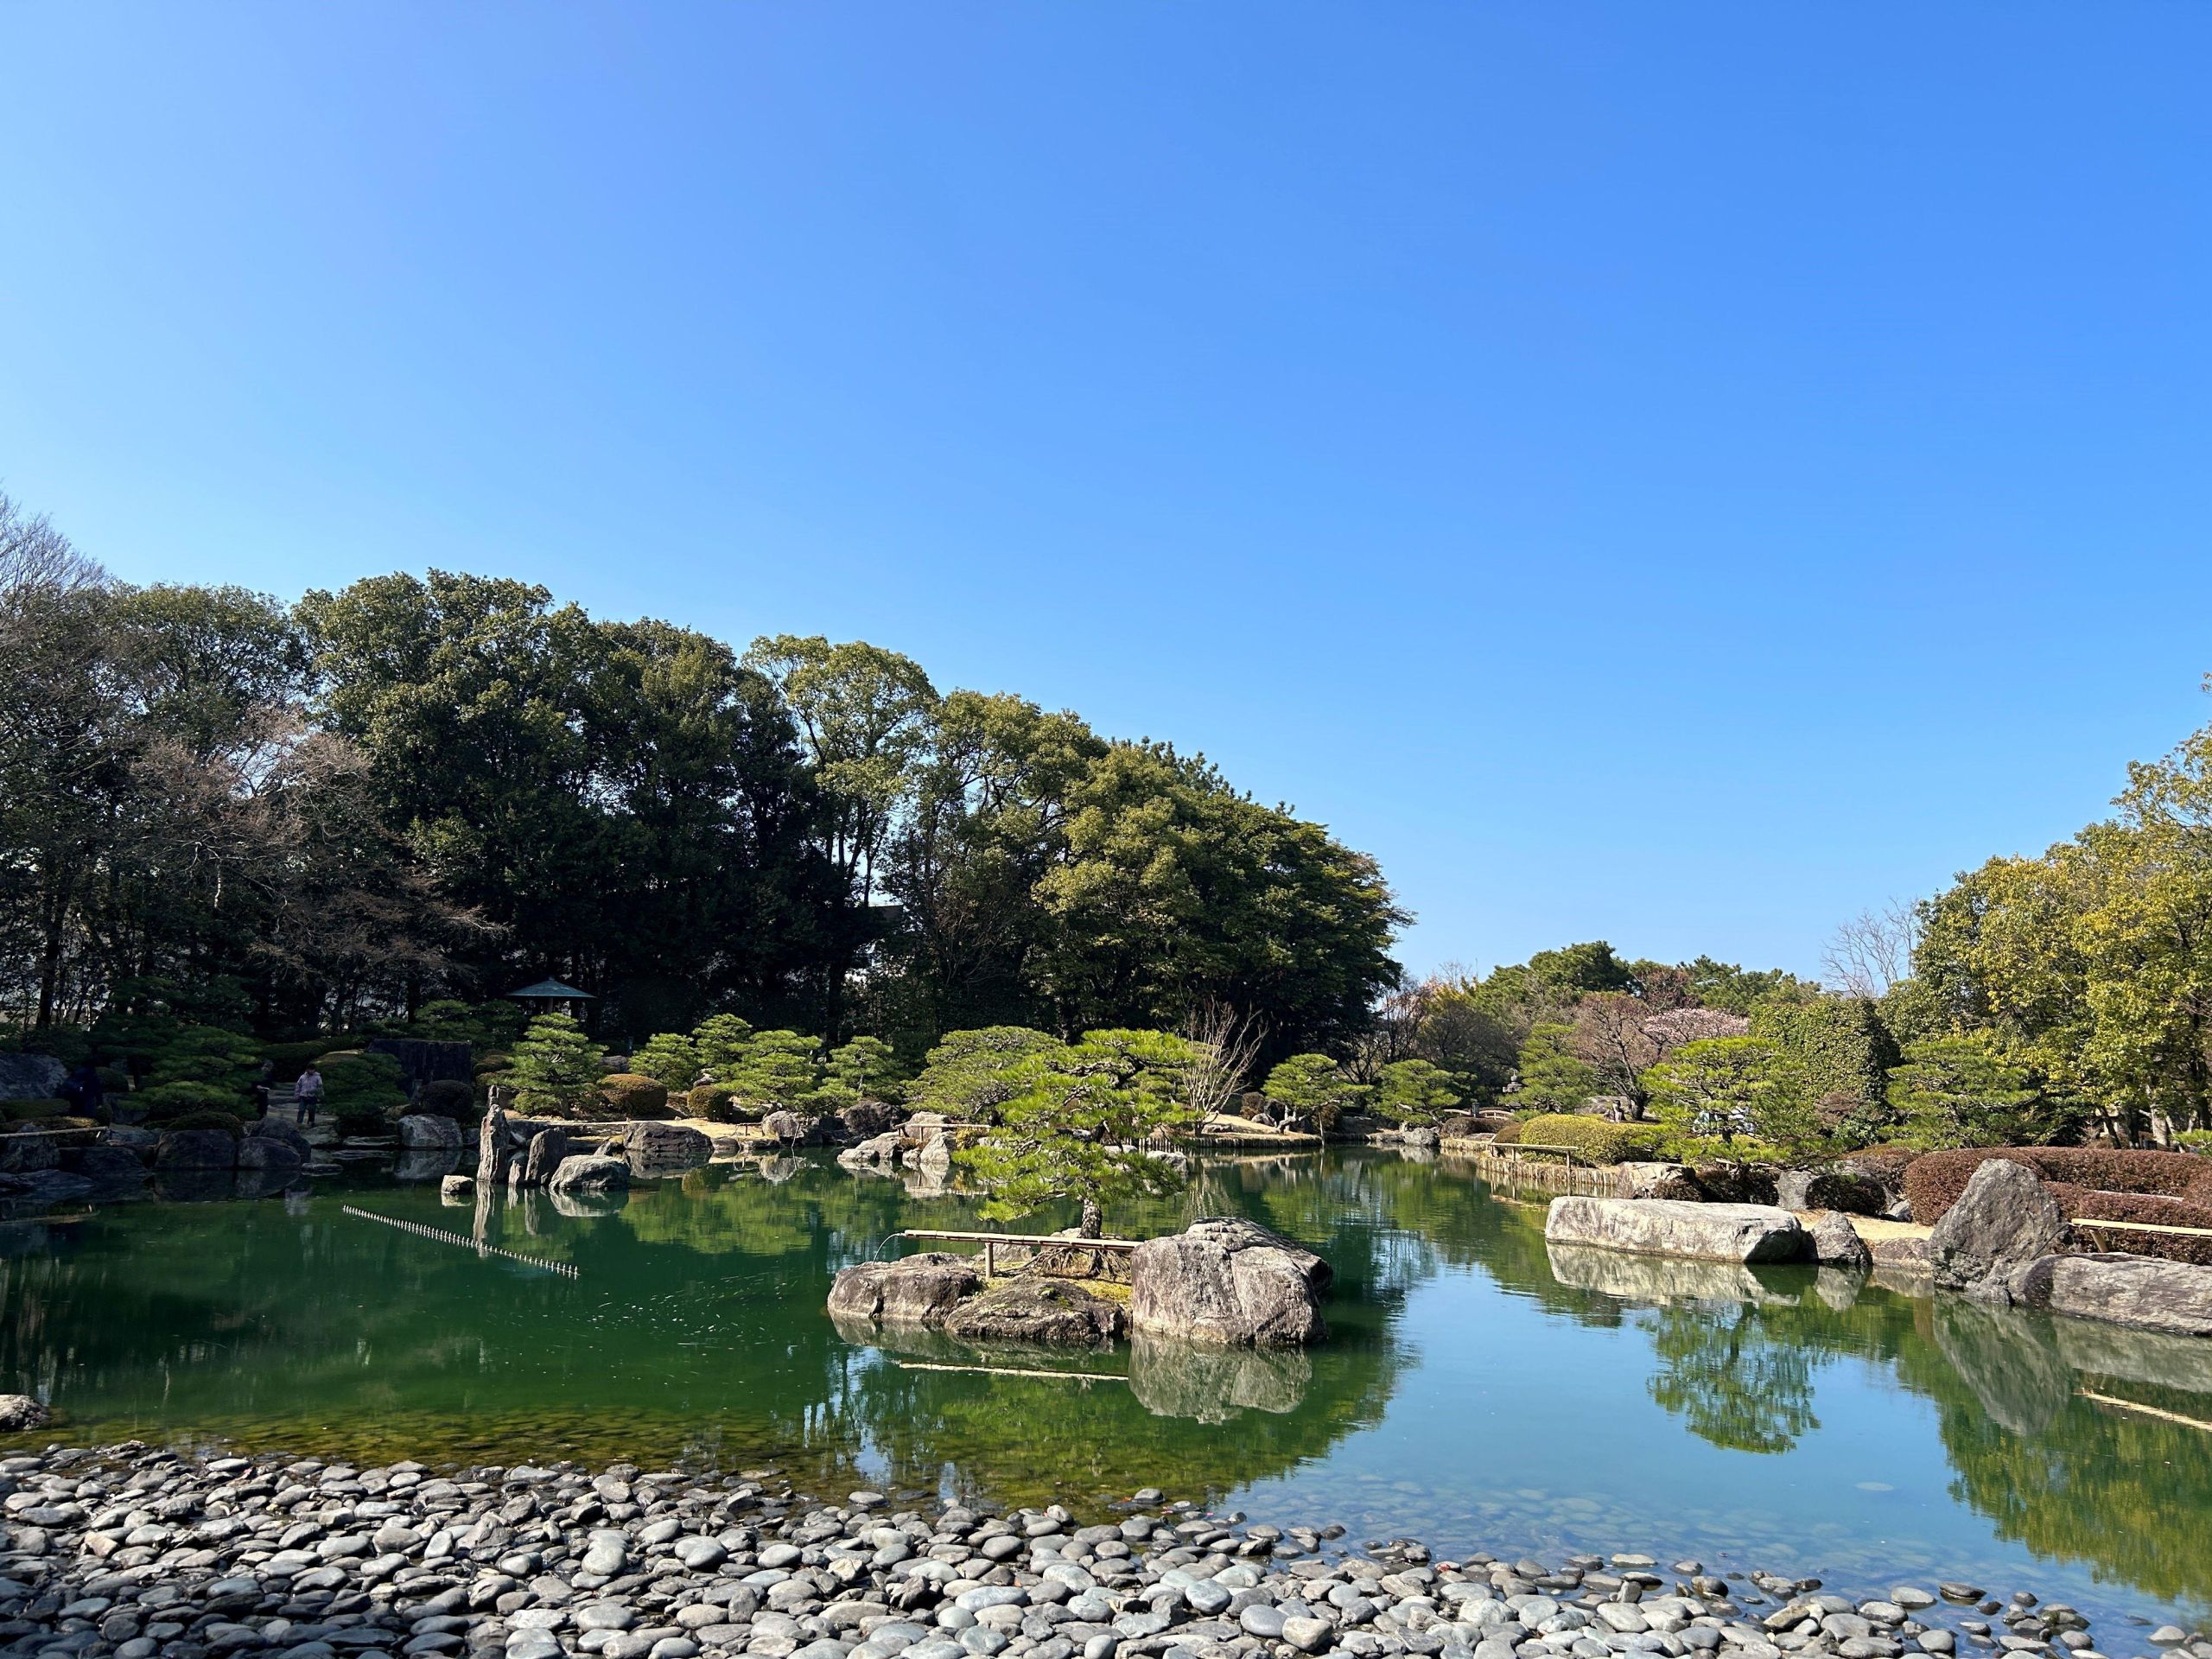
[506,1014,608,1116]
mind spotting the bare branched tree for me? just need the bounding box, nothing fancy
[1180,999,1267,1121]
[0,489,104,599]
[1821,899,1920,998]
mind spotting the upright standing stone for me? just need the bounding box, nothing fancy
[1928,1160,2069,1294]
[476,1107,509,1186]
[521,1127,571,1188]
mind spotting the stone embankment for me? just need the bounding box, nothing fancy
[2,1442,2200,1659]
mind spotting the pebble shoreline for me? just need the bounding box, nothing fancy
[3,1445,2205,1659]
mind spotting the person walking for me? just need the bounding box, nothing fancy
[294,1063,325,1127]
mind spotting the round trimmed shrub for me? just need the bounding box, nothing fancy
[1491,1118,1524,1145]
[688,1083,747,1122]
[599,1072,671,1119]
[142,1081,251,1122]
[416,1078,476,1119]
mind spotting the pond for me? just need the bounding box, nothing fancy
[4,1149,2210,1635]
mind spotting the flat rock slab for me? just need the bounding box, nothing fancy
[2006,1252,2212,1337]
[1544,1197,1809,1263]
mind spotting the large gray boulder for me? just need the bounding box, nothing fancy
[2005,1253,2212,1337]
[235,1134,304,1175]
[837,1130,903,1172]
[1544,1197,1808,1263]
[0,1395,48,1432]
[828,1253,982,1327]
[761,1109,810,1146]
[154,1127,240,1170]
[1808,1211,1872,1270]
[1777,1163,1893,1217]
[944,1278,1125,1346]
[1929,1160,2069,1294]
[0,1054,64,1102]
[620,1120,711,1172]
[547,1154,630,1195]
[0,1132,60,1174]
[63,1143,148,1183]
[519,1128,571,1188]
[397,1113,463,1151]
[246,1116,312,1161]
[912,1134,954,1179]
[1613,1161,1703,1201]
[1130,1217,1332,1347]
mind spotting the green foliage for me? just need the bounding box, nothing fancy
[505,1014,608,1116]
[140,1080,251,1120]
[598,1072,672,1119]
[1886,1033,2080,1149]
[1029,742,1403,1052]
[1513,1113,1666,1166]
[1,1100,67,1122]
[957,1029,1201,1230]
[2177,1128,2212,1154]
[828,1036,902,1102]
[690,1014,755,1078]
[320,1052,408,1116]
[1374,1058,1461,1124]
[416,1077,476,1118]
[153,1109,245,1135]
[909,1027,1063,1121]
[1751,997,1899,1142]
[686,1082,747,1122]
[630,1033,702,1091]
[1262,1052,1369,1132]
[1511,1023,1600,1114]
[1643,1037,1815,1164]
[729,1029,825,1109]
[1525,942,1637,998]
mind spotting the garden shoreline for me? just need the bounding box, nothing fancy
[8,1440,2205,1659]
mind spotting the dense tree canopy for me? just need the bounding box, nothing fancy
[2,492,1402,1067]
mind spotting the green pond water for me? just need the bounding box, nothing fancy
[5,1149,2211,1634]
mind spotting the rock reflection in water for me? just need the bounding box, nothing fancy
[1127,1335,1311,1421]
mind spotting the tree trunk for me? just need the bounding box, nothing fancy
[1079,1197,1103,1238]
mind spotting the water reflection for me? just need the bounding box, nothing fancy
[1,1149,2209,1626]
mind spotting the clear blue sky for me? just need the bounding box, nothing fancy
[4,4,2209,982]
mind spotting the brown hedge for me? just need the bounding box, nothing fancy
[1905,1147,2208,1224]
[2045,1184,2212,1268]
[1905,1147,2212,1267]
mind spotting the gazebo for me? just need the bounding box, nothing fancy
[503,978,598,1019]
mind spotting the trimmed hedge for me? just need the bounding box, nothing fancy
[1904,1147,2208,1224]
[1516,1113,1667,1166]
[1905,1147,2212,1267]
[2,1099,66,1122]
[1491,1118,1524,1146]
[416,1078,476,1119]
[687,1083,747,1122]
[599,1073,671,1119]
[2051,1185,2212,1268]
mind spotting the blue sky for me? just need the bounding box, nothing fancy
[3,4,2208,982]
